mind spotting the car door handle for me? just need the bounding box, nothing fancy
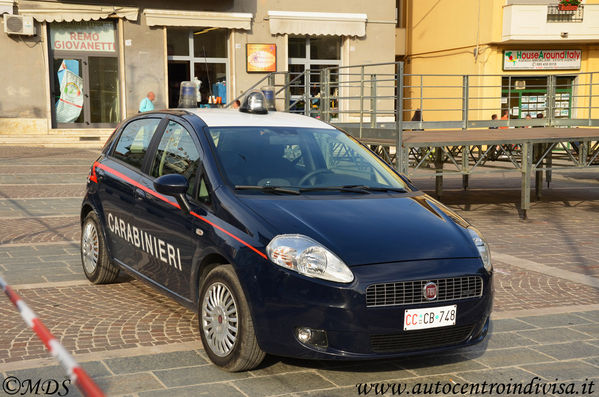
[134,188,148,200]
[95,169,105,181]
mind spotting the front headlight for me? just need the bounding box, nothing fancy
[266,234,354,283]
[467,227,492,273]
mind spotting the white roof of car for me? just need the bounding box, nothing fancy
[185,108,336,129]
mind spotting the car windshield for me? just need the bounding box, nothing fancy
[206,126,410,193]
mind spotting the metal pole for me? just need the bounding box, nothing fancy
[268,73,276,88]
[322,69,331,123]
[284,72,290,112]
[589,73,593,127]
[304,69,310,117]
[435,148,443,199]
[507,75,512,128]
[395,62,405,173]
[320,69,326,121]
[521,142,532,219]
[360,66,365,138]
[327,68,332,123]
[371,74,377,128]
[547,75,555,127]
[462,75,470,190]
[462,75,469,129]
[581,138,588,167]
[419,75,424,130]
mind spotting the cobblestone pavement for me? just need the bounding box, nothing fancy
[1,146,598,396]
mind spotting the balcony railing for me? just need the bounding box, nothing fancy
[547,4,584,22]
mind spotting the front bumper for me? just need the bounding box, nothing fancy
[240,257,493,360]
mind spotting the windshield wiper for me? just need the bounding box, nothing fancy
[234,185,300,195]
[299,186,371,194]
[341,185,408,193]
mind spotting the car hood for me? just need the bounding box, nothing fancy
[240,193,480,266]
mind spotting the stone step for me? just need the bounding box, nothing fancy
[0,128,115,136]
[0,134,109,148]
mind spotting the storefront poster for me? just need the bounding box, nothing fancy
[247,44,277,73]
[56,65,84,123]
[504,50,581,70]
[51,21,116,52]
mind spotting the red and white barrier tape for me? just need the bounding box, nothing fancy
[0,276,105,397]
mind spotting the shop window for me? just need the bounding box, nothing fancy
[167,29,190,56]
[288,36,341,116]
[309,36,340,60]
[193,28,228,58]
[288,37,306,58]
[167,28,228,108]
[49,21,120,128]
[501,76,574,120]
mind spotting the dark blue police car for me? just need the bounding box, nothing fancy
[81,92,493,371]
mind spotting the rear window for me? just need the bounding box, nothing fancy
[112,118,161,169]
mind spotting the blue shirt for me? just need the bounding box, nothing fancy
[139,97,154,113]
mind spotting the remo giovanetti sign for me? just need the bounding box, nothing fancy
[51,21,116,52]
[504,50,581,70]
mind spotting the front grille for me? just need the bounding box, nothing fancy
[370,324,473,353]
[366,276,482,307]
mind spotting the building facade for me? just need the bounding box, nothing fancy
[398,0,599,122]
[0,0,395,137]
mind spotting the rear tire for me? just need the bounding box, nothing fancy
[199,265,265,371]
[81,212,119,284]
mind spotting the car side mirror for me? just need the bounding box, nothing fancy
[154,174,191,214]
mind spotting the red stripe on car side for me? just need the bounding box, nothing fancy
[190,211,268,260]
[95,163,267,260]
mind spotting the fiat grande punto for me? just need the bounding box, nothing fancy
[80,92,493,371]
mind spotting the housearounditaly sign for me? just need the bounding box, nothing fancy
[504,50,581,70]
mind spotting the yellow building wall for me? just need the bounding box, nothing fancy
[402,0,599,123]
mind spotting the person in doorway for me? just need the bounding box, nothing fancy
[524,113,532,128]
[232,99,241,109]
[532,113,544,128]
[139,92,155,113]
[490,114,498,129]
[499,110,509,129]
[411,109,423,131]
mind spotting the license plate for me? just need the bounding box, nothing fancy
[403,305,457,331]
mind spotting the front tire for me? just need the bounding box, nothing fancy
[81,212,119,284]
[199,265,265,371]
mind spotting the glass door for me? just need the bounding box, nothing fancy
[288,36,341,118]
[89,57,119,124]
[53,58,85,125]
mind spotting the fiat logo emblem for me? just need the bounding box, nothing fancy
[423,282,437,301]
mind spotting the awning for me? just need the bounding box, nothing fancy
[18,1,138,22]
[0,0,13,14]
[268,11,367,37]
[143,9,252,30]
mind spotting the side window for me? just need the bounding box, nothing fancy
[151,120,201,196]
[112,118,161,169]
[198,176,210,204]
